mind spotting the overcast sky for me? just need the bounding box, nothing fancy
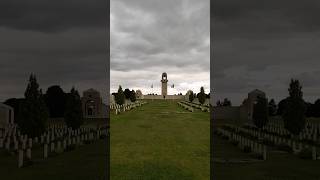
[110,0,210,95]
[213,0,320,105]
[0,0,108,102]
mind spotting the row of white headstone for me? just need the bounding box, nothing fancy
[217,128,267,160]
[266,119,320,140]
[113,101,147,115]
[16,127,108,168]
[177,102,194,112]
[0,124,108,168]
[243,122,320,148]
[221,124,318,160]
[180,101,210,112]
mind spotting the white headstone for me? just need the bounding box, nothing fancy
[18,149,24,168]
[44,144,48,159]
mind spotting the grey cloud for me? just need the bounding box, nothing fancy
[0,1,108,101]
[111,0,210,93]
[0,0,108,32]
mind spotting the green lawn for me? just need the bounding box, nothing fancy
[0,139,107,180]
[213,134,320,180]
[110,100,210,180]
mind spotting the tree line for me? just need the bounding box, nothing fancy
[4,74,83,137]
[111,86,136,105]
[253,79,307,137]
[188,87,209,105]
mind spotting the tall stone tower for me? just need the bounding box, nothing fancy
[161,72,168,98]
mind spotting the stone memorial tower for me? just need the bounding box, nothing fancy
[161,72,168,98]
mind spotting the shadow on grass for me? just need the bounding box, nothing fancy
[111,162,195,180]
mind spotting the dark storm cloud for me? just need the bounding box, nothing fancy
[0,0,107,32]
[0,1,108,102]
[213,0,320,105]
[111,0,210,95]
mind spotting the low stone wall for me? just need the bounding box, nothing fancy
[142,95,185,100]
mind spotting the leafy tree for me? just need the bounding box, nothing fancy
[277,98,288,115]
[124,88,131,99]
[268,99,277,116]
[198,87,206,105]
[242,98,248,105]
[64,87,83,129]
[44,85,67,118]
[283,79,306,135]
[189,91,194,102]
[129,90,136,102]
[115,86,125,105]
[253,96,269,129]
[314,99,320,117]
[222,98,232,106]
[19,74,49,138]
[305,102,314,117]
[216,100,222,106]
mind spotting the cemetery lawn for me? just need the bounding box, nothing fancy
[110,100,210,180]
[213,134,320,180]
[0,139,107,180]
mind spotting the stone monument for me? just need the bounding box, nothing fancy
[161,72,168,99]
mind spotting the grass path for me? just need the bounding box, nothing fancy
[110,100,210,180]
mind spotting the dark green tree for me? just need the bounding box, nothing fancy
[305,102,314,117]
[216,100,222,106]
[277,98,288,115]
[198,87,206,105]
[189,91,194,102]
[124,88,131,99]
[283,79,306,135]
[44,85,67,118]
[222,98,232,106]
[19,74,49,138]
[314,99,320,117]
[115,86,125,105]
[268,99,277,116]
[64,87,83,129]
[253,96,269,129]
[129,90,136,102]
